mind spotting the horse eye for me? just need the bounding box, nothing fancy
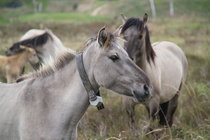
[139,35,143,39]
[109,54,119,62]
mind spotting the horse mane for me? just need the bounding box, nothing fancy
[121,17,155,63]
[121,18,144,33]
[8,32,51,55]
[83,37,96,49]
[82,31,116,50]
[16,52,75,82]
[16,30,117,82]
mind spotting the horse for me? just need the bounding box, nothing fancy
[6,29,75,70]
[0,46,39,83]
[0,27,152,140]
[120,14,188,128]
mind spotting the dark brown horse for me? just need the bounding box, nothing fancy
[120,14,188,127]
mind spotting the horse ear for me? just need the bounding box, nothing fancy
[143,13,148,27]
[97,27,107,47]
[121,14,127,23]
[114,25,123,36]
[19,45,27,49]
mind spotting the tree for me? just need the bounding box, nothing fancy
[149,0,157,19]
[0,0,16,7]
[21,0,48,13]
[168,0,174,16]
[32,0,42,13]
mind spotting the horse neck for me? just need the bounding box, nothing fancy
[135,28,154,70]
[135,43,147,71]
[82,43,99,90]
[28,57,89,135]
[39,39,67,65]
[55,57,90,132]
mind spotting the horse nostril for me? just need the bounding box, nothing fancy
[143,84,150,95]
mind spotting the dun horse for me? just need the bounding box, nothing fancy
[0,27,152,140]
[6,29,75,70]
[0,46,38,83]
[121,14,188,127]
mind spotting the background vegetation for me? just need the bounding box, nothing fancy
[0,0,209,139]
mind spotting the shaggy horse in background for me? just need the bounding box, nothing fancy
[6,29,75,70]
[0,46,38,83]
[121,14,188,128]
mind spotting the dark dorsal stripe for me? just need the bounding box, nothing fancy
[121,17,155,63]
[145,27,155,63]
[9,32,50,54]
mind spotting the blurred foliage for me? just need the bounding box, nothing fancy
[17,12,111,24]
[0,0,13,7]
[0,0,49,12]
[1,0,210,17]
[21,0,49,12]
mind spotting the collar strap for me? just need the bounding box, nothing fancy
[76,52,104,110]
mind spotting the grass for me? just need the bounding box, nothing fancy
[0,11,112,26]
[0,15,10,25]
[0,15,209,139]
[17,12,112,24]
[77,16,210,139]
[174,0,210,16]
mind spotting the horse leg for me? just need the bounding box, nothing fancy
[166,94,179,127]
[123,96,137,128]
[7,73,18,83]
[166,82,182,127]
[6,68,18,83]
[6,72,12,83]
[148,95,160,121]
[145,94,160,128]
[144,95,161,139]
[158,101,169,126]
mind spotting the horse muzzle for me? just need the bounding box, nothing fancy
[132,84,152,102]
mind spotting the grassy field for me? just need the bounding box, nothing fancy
[17,13,111,24]
[0,15,209,140]
[0,0,210,139]
[77,17,210,140]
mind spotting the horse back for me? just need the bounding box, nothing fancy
[152,41,188,103]
[0,82,27,139]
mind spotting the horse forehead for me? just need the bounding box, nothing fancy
[111,42,128,56]
[124,26,139,35]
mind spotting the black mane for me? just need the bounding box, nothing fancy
[121,18,144,34]
[7,32,51,55]
[121,17,155,63]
